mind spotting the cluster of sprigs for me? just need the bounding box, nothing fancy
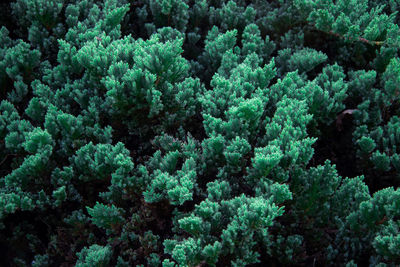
[0,0,400,266]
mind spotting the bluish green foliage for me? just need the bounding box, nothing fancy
[1,0,400,266]
[306,0,400,46]
[87,201,124,233]
[141,133,199,205]
[164,190,286,266]
[353,57,400,180]
[75,244,112,267]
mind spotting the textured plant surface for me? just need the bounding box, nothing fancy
[1,0,400,266]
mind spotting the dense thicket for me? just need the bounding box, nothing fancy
[1,0,400,266]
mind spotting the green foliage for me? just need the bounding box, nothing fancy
[199,26,238,78]
[2,0,400,266]
[286,47,328,73]
[76,244,112,267]
[164,193,284,266]
[146,0,189,32]
[328,187,400,264]
[307,0,400,46]
[142,133,199,205]
[353,57,400,179]
[0,37,41,103]
[209,0,256,31]
[87,202,124,232]
[72,142,133,183]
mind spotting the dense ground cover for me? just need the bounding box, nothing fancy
[1,0,400,266]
